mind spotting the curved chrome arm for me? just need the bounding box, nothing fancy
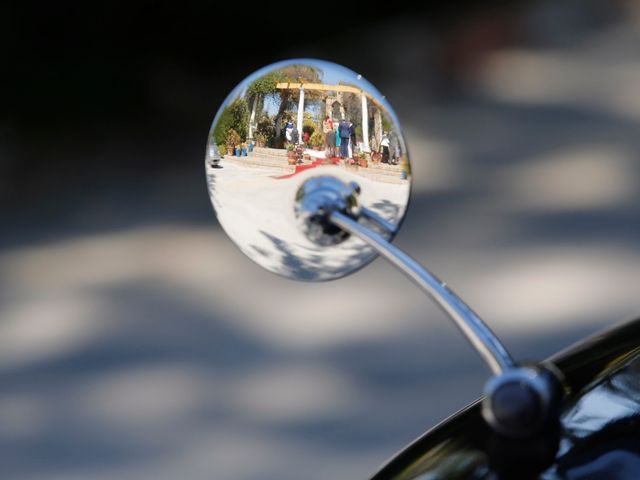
[359,206,399,235]
[295,175,561,437]
[330,211,515,375]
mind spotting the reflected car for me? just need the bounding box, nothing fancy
[207,143,222,167]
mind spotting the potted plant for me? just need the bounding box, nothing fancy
[240,142,248,156]
[358,150,369,168]
[218,144,227,158]
[286,143,296,165]
[248,141,254,153]
[309,131,324,151]
[254,133,267,148]
[226,129,241,156]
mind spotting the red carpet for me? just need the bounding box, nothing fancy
[272,156,341,180]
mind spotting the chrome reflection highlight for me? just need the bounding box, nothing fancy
[294,176,361,246]
[205,59,411,281]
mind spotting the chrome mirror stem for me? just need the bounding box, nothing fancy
[293,175,563,438]
[330,211,515,375]
[358,206,399,235]
[330,210,563,438]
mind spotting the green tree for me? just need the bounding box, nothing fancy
[337,82,367,144]
[213,97,250,145]
[256,112,276,146]
[246,71,283,138]
[247,71,282,106]
[272,65,322,141]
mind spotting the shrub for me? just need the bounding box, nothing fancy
[309,131,324,147]
[214,98,249,145]
[256,113,275,146]
[226,128,241,148]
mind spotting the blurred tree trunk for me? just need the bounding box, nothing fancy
[373,106,382,152]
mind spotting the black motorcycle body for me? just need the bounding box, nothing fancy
[373,318,640,479]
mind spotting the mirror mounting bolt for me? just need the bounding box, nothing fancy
[295,177,361,246]
[482,365,564,438]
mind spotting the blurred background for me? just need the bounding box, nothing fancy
[2,1,640,478]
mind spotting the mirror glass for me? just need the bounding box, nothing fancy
[205,59,411,281]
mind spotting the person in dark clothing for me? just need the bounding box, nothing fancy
[349,122,357,155]
[323,116,335,157]
[338,119,350,158]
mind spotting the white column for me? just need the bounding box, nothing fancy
[297,87,305,144]
[248,95,258,140]
[361,93,369,151]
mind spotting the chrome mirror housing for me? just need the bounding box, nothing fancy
[205,59,411,281]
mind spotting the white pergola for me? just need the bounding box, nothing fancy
[275,82,371,150]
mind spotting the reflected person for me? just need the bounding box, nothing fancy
[349,121,356,157]
[339,118,350,158]
[323,116,335,157]
[285,119,294,144]
[381,131,390,164]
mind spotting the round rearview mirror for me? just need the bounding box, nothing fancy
[205,59,411,281]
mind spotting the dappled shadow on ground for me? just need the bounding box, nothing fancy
[2,10,640,480]
[0,259,609,479]
[0,206,637,479]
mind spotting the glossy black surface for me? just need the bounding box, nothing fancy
[371,317,640,479]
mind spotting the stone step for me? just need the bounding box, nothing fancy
[221,154,293,172]
[247,152,290,161]
[252,146,288,157]
[221,154,407,183]
[251,147,404,173]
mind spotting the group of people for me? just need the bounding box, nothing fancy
[322,116,356,159]
[284,116,402,165]
[284,120,314,146]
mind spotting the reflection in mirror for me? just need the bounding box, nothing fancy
[205,59,411,281]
